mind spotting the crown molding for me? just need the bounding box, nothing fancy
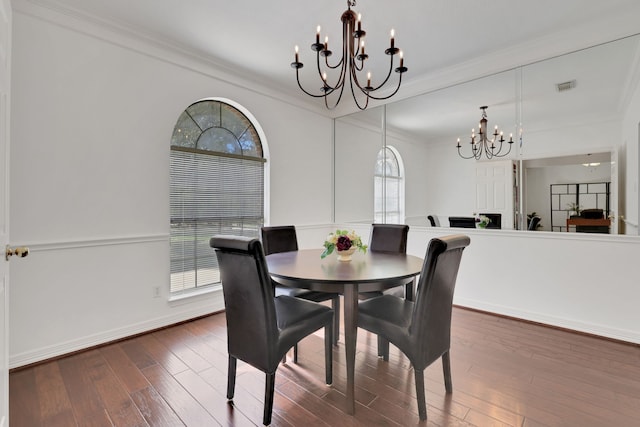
[12,0,331,117]
[12,0,640,120]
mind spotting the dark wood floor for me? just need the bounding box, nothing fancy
[9,306,640,426]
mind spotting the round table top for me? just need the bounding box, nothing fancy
[266,248,424,289]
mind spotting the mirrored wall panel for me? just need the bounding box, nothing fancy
[334,33,640,235]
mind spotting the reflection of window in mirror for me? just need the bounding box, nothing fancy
[374,146,405,224]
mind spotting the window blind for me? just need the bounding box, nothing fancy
[170,149,264,294]
[374,175,402,224]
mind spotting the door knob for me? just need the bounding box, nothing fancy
[5,245,30,261]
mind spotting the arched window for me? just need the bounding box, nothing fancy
[374,146,405,224]
[170,99,266,295]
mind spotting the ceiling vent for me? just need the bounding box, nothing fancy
[556,80,576,92]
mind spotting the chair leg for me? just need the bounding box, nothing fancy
[293,344,298,363]
[263,372,276,426]
[377,336,389,361]
[414,367,427,421]
[227,356,237,400]
[405,280,415,301]
[324,324,333,385]
[442,350,453,393]
[331,296,340,345]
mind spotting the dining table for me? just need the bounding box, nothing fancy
[266,248,424,415]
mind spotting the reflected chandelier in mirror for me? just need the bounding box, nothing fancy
[456,106,514,160]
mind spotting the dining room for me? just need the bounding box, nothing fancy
[5,0,640,425]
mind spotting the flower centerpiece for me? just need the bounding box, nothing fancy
[321,229,368,261]
[475,214,491,229]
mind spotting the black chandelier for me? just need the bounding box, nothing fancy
[456,106,514,160]
[290,0,407,110]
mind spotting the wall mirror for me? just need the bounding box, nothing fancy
[334,33,640,235]
[334,106,384,223]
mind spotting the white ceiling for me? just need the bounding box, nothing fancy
[17,0,640,161]
[25,0,640,117]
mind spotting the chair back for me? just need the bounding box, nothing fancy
[427,215,440,227]
[581,208,604,219]
[210,236,279,372]
[410,235,470,369]
[261,225,299,256]
[528,216,541,230]
[369,224,409,253]
[448,216,476,228]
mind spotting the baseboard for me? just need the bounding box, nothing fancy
[454,297,640,345]
[9,299,224,369]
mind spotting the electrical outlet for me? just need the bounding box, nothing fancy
[153,286,161,298]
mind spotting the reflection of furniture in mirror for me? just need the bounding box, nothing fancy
[448,217,476,228]
[566,209,610,233]
[524,153,613,232]
[550,182,610,232]
[333,35,640,234]
[428,215,440,227]
[528,216,541,230]
[480,213,502,229]
[475,161,516,229]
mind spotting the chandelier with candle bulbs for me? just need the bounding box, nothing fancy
[290,0,407,110]
[456,106,514,160]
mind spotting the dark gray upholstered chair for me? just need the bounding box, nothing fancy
[528,216,541,231]
[358,234,470,421]
[261,226,340,351]
[448,216,477,228]
[427,215,440,227]
[211,236,333,426]
[359,224,414,301]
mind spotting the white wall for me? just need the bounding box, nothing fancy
[334,117,382,223]
[404,227,640,344]
[423,141,478,225]
[9,8,333,367]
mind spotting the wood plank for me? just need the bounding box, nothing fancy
[81,350,148,426]
[57,352,115,426]
[174,368,256,427]
[141,363,219,426]
[34,362,77,427]
[130,386,185,426]
[136,333,189,375]
[9,368,42,427]
[8,308,640,427]
[99,343,150,394]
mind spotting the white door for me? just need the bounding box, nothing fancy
[474,160,516,229]
[0,0,10,424]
